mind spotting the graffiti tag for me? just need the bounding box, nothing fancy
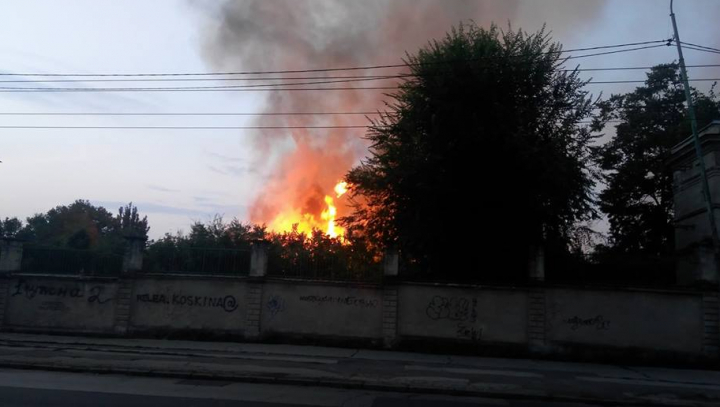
[135,293,238,313]
[266,295,286,320]
[426,296,474,321]
[565,315,611,331]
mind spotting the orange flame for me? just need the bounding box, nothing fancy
[267,181,348,239]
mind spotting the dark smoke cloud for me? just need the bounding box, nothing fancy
[200,0,609,226]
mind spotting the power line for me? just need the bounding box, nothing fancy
[0,103,700,117]
[564,44,669,60]
[0,111,386,116]
[3,64,720,85]
[0,45,684,93]
[0,40,670,78]
[0,86,398,92]
[588,78,720,84]
[3,77,718,93]
[0,74,413,84]
[0,121,625,131]
[680,41,720,53]
[0,125,378,130]
[683,45,720,55]
[0,45,679,93]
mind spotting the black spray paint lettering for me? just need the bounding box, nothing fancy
[12,280,83,300]
[136,293,238,313]
[136,293,170,304]
[425,296,472,321]
[565,315,611,331]
[298,295,379,308]
[88,285,112,304]
[12,280,111,305]
[266,295,286,320]
[456,322,482,341]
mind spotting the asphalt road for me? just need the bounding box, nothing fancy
[1,333,719,406]
[0,368,598,407]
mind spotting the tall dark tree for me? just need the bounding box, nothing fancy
[117,202,150,241]
[595,64,720,256]
[343,23,599,279]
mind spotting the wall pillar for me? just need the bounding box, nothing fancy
[527,287,547,352]
[114,237,143,335]
[0,239,21,331]
[113,278,134,335]
[383,247,399,277]
[249,240,269,278]
[702,292,720,357]
[245,240,268,339]
[528,244,545,282]
[0,238,23,274]
[0,277,9,330]
[382,248,399,348]
[122,237,144,274]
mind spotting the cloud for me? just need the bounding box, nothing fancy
[94,199,248,221]
[208,164,260,177]
[205,150,246,163]
[147,184,181,193]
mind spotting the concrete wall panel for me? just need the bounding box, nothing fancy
[261,282,383,339]
[5,277,118,332]
[398,285,528,344]
[131,278,246,333]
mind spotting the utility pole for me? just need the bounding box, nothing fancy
[670,0,720,248]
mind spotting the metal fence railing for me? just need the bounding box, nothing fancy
[20,246,123,276]
[267,251,383,283]
[142,247,251,276]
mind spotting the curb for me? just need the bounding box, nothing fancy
[0,361,713,407]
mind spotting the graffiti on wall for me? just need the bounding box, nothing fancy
[266,295,286,320]
[425,296,481,341]
[135,292,238,313]
[564,315,611,331]
[298,295,379,308]
[11,279,113,306]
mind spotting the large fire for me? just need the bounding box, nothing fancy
[267,181,349,239]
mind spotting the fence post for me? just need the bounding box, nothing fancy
[702,292,720,358]
[114,237,142,336]
[246,240,268,340]
[250,240,269,277]
[528,244,545,282]
[122,237,144,274]
[0,238,20,331]
[382,247,399,348]
[383,247,399,277]
[0,238,23,274]
[527,286,547,353]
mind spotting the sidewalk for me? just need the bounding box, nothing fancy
[0,332,718,406]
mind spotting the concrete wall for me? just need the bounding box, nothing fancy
[545,287,704,354]
[130,277,246,334]
[398,284,527,344]
[0,273,714,361]
[261,281,383,340]
[4,277,118,332]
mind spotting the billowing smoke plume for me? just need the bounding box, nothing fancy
[201,0,608,231]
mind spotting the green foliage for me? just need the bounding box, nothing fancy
[8,200,148,253]
[595,64,720,255]
[143,216,264,274]
[0,217,23,238]
[267,225,381,281]
[143,217,380,280]
[343,23,599,278]
[118,203,150,240]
